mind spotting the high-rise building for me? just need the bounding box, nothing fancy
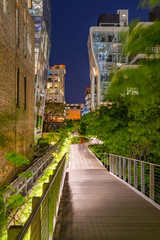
[47,65,66,103]
[88,10,129,111]
[28,0,51,144]
[0,0,35,183]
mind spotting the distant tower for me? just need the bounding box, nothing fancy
[47,65,66,103]
[29,0,51,144]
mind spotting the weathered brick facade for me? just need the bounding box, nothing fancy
[0,0,35,185]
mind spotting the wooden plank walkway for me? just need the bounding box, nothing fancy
[54,144,160,240]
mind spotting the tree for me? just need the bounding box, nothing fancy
[44,102,65,132]
[138,0,160,8]
[80,13,160,163]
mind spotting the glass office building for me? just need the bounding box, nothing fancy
[88,10,128,110]
[29,0,51,144]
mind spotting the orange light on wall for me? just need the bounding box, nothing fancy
[66,109,81,120]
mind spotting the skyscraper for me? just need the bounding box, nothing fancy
[28,0,51,144]
[88,10,129,111]
[47,65,66,103]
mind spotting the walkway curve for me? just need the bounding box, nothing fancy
[54,143,160,240]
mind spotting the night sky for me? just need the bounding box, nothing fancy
[50,0,149,104]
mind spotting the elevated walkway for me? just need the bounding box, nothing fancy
[54,144,160,240]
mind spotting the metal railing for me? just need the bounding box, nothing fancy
[107,153,160,205]
[8,154,67,240]
[4,142,60,202]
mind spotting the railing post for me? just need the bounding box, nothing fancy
[116,156,118,176]
[23,184,27,196]
[49,174,54,240]
[107,154,109,170]
[134,161,137,189]
[112,155,115,173]
[109,154,111,172]
[8,226,23,240]
[128,159,131,185]
[150,165,154,201]
[41,183,49,240]
[31,197,41,240]
[123,157,126,181]
[141,162,145,194]
[104,152,106,167]
[119,157,121,178]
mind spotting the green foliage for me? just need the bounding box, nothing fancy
[5,152,30,166]
[0,189,6,239]
[81,14,160,164]
[129,19,140,34]
[64,119,74,129]
[38,138,50,148]
[71,136,89,144]
[71,137,81,144]
[138,0,160,8]
[89,144,106,162]
[44,102,65,131]
[18,171,33,180]
[0,133,7,148]
[7,194,25,211]
[0,113,15,148]
[126,22,160,57]
[44,132,60,144]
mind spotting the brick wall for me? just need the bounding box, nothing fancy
[0,0,35,185]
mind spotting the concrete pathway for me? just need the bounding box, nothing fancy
[54,144,160,240]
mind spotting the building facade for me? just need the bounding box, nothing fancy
[0,0,35,183]
[47,65,66,103]
[28,0,51,144]
[85,87,91,112]
[88,10,129,111]
[66,104,83,120]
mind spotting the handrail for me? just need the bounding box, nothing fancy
[4,142,60,201]
[108,153,160,206]
[16,153,66,240]
[109,153,160,168]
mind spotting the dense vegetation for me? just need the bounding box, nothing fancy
[80,2,160,164]
[0,120,77,239]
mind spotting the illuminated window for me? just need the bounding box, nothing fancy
[28,0,32,8]
[47,83,52,89]
[16,7,19,46]
[24,24,27,57]
[3,0,7,14]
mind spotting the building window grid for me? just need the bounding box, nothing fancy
[92,31,127,100]
[24,24,27,57]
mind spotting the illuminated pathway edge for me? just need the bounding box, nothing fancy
[54,143,160,240]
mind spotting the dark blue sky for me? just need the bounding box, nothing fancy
[50,0,149,104]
